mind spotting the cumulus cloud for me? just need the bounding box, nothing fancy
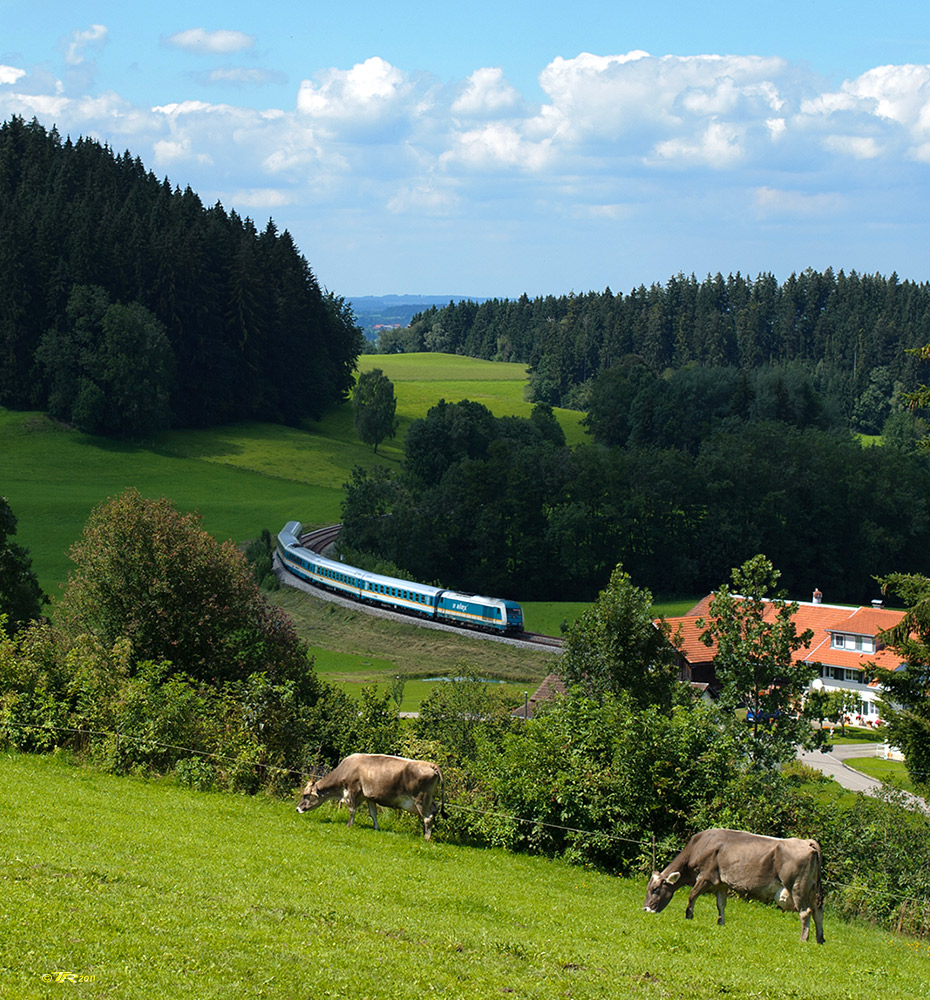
[535,51,788,142]
[441,122,552,171]
[653,119,748,168]
[166,28,255,55]
[153,137,214,167]
[452,67,522,117]
[9,41,930,260]
[297,57,417,126]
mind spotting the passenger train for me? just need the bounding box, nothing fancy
[277,521,524,634]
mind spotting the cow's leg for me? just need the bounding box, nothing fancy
[802,896,825,944]
[345,793,357,827]
[715,889,727,926]
[416,793,436,841]
[422,807,434,841]
[798,906,811,942]
[685,879,712,919]
[367,800,380,830]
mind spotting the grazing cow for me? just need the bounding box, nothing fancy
[297,753,445,840]
[643,828,824,943]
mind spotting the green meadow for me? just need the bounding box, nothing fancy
[2,751,927,1000]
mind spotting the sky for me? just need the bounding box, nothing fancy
[4,2,930,298]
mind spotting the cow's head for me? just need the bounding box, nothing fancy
[296,780,323,813]
[643,870,681,913]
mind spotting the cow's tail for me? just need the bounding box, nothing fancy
[812,839,824,910]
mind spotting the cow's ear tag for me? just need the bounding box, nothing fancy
[666,871,681,885]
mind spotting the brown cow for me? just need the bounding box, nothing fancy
[643,828,825,943]
[297,753,445,840]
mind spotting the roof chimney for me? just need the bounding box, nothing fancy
[812,587,823,604]
[871,598,884,610]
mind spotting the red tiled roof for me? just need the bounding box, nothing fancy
[661,595,907,674]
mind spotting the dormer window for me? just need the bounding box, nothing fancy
[831,632,874,653]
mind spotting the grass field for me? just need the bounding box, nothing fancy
[2,751,928,1000]
[272,586,557,711]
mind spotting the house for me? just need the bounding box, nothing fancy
[661,590,907,725]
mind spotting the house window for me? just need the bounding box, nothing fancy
[833,633,846,648]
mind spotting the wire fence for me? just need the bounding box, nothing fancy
[3,717,930,924]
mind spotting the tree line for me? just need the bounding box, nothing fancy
[0,116,363,435]
[339,397,930,605]
[379,270,930,431]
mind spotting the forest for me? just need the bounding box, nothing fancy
[0,116,363,434]
[340,393,930,606]
[385,271,930,433]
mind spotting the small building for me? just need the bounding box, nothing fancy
[512,673,566,719]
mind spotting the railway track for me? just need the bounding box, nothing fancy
[284,524,564,651]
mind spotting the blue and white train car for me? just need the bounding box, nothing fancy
[277,522,524,634]
[435,591,524,632]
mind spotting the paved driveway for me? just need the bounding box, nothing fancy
[797,742,929,813]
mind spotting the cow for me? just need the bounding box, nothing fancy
[643,828,825,943]
[297,753,446,840]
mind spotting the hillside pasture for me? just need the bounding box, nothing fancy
[358,352,589,447]
[2,751,928,1000]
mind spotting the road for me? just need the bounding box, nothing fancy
[798,742,929,813]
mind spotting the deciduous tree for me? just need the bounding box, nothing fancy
[56,488,310,688]
[873,572,930,787]
[559,565,678,711]
[353,368,398,453]
[698,554,822,765]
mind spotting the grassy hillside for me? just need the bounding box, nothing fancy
[273,586,557,711]
[3,751,928,1000]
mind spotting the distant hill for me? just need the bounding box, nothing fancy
[348,294,485,338]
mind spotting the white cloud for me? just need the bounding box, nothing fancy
[228,187,294,208]
[387,182,460,215]
[452,67,521,117]
[166,28,255,55]
[534,51,789,144]
[822,134,883,159]
[654,118,747,167]
[441,123,552,171]
[0,65,26,86]
[153,137,213,167]
[65,24,108,66]
[296,57,417,128]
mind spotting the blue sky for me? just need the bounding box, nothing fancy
[4,2,930,298]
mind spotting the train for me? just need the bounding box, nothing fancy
[276,521,524,634]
